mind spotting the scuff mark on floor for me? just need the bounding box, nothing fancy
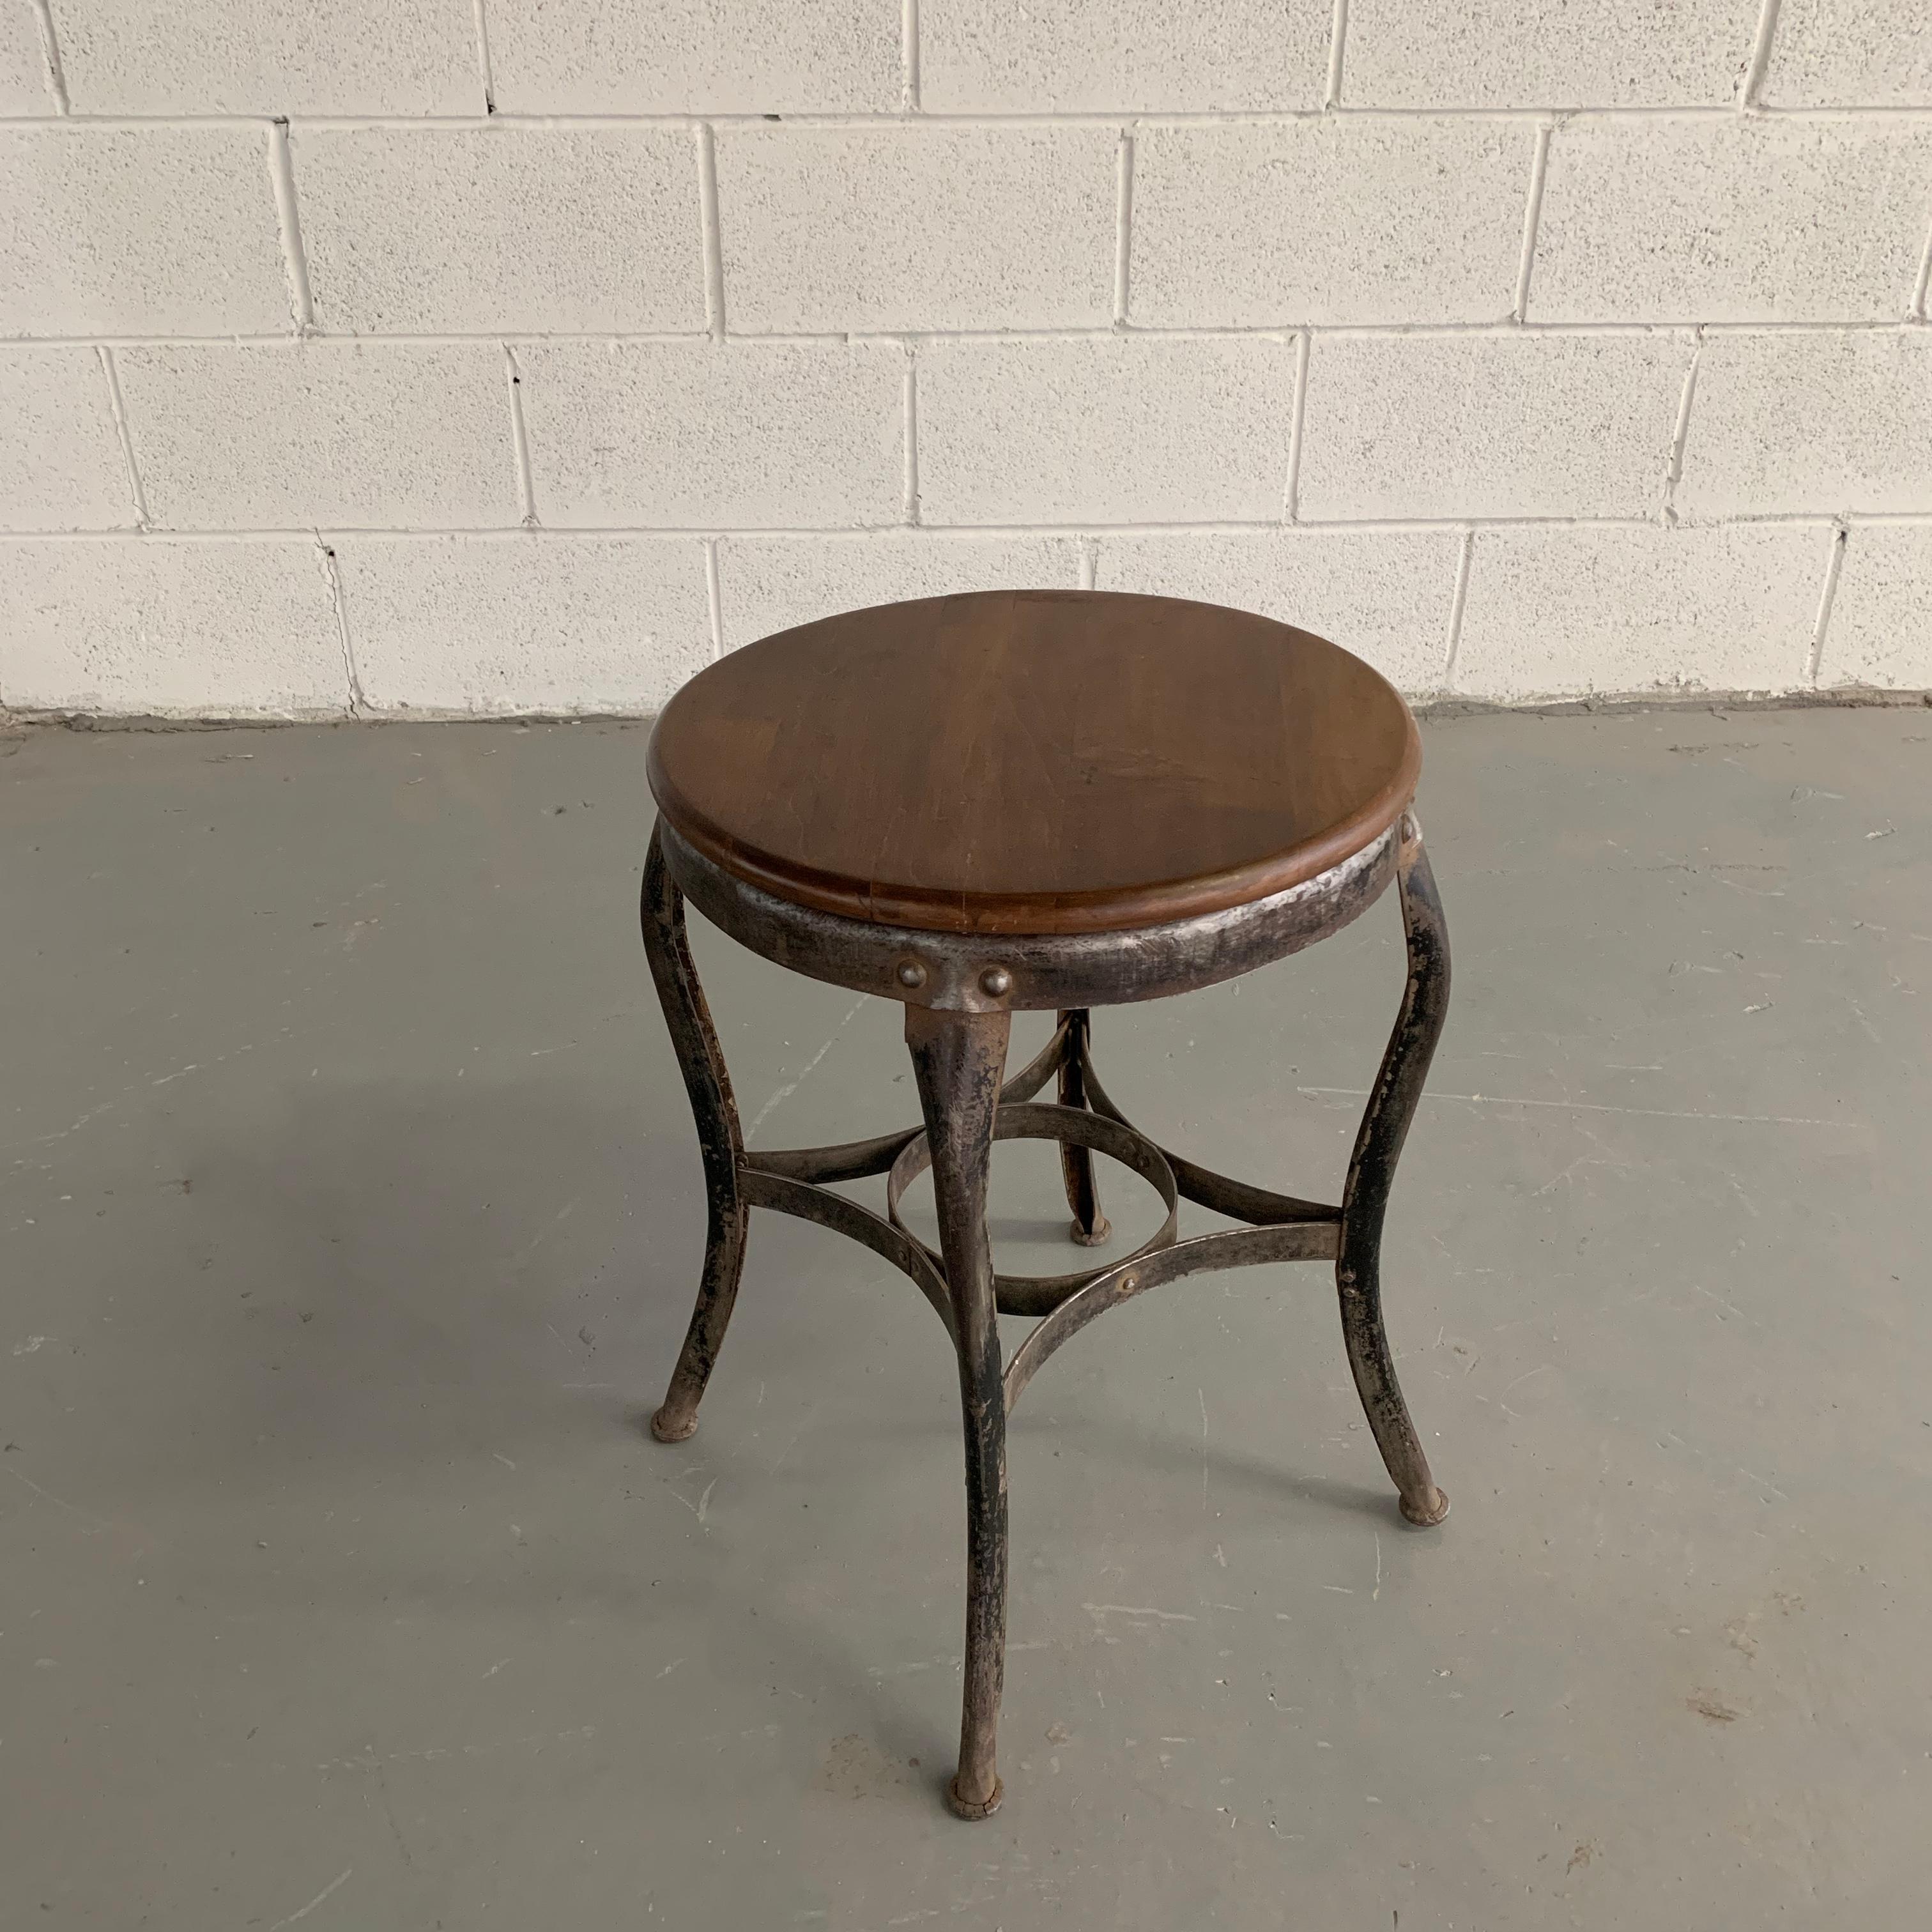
[747,996,870,1140]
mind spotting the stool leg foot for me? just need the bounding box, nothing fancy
[641,826,748,1445]
[1055,1009,1110,1246]
[946,1774,1004,1820]
[907,1004,1012,1821]
[1337,820,1452,1528]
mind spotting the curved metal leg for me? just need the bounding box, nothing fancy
[1336,817,1452,1528]
[1055,1009,1111,1246]
[641,824,749,1445]
[906,1003,1012,1820]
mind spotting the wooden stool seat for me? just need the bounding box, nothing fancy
[648,588,1420,936]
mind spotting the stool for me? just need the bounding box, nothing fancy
[640,588,1451,1820]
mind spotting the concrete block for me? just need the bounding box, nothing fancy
[1762,0,1932,107]
[0,126,288,336]
[1817,525,1932,687]
[0,537,346,716]
[52,0,480,114]
[1130,120,1530,328]
[1,0,50,113]
[335,535,712,715]
[717,126,1116,333]
[519,341,904,528]
[487,0,899,112]
[1455,523,1828,698]
[1531,116,1932,323]
[717,533,1084,649]
[0,349,134,532]
[1092,530,1462,693]
[1341,0,1759,106]
[921,0,1327,111]
[115,344,520,530]
[917,337,1298,525]
[1675,331,1932,518]
[1299,334,1688,521]
[293,127,705,335]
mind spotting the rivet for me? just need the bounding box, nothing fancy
[896,960,927,990]
[979,966,1013,997]
[1121,1273,1139,1293]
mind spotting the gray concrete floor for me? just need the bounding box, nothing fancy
[3,705,1929,1928]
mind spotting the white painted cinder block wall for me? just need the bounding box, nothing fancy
[2,0,1930,717]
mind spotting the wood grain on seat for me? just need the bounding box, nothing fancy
[647,589,1420,936]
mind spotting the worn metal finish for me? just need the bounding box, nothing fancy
[905,1005,1012,1821]
[640,809,1453,1818]
[1055,1009,1110,1245]
[640,830,749,1445]
[887,1100,1180,1319]
[1336,815,1453,1528]
[661,818,1398,1014]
